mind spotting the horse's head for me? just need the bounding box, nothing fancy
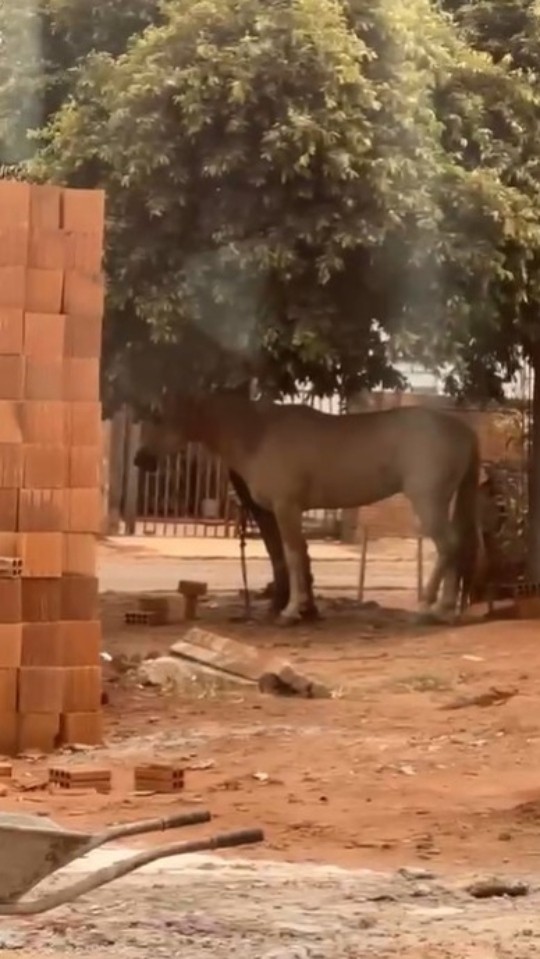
[134,393,205,472]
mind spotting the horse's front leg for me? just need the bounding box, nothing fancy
[273,501,309,625]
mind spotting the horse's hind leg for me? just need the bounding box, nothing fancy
[409,492,458,619]
[272,501,310,625]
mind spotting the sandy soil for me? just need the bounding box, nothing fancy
[2,545,540,956]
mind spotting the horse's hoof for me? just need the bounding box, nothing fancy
[277,612,302,627]
[300,605,320,622]
[413,609,439,625]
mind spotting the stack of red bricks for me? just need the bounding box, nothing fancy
[0,180,105,754]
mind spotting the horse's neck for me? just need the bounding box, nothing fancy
[196,402,253,473]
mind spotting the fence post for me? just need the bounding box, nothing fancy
[106,407,128,534]
[124,415,141,536]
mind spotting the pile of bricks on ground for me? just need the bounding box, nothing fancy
[124,580,208,626]
[0,761,185,794]
[0,179,105,755]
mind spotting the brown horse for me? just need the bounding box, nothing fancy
[135,394,483,623]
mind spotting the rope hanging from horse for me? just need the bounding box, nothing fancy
[238,504,252,620]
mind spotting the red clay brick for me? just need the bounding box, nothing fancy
[63,666,101,712]
[63,272,105,320]
[64,315,102,359]
[0,268,25,309]
[18,666,65,712]
[0,405,22,446]
[49,763,110,791]
[28,231,67,270]
[64,402,101,446]
[0,625,22,667]
[0,669,17,711]
[20,532,63,577]
[67,447,101,488]
[0,489,18,530]
[59,711,103,746]
[24,360,64,400]
[23,313,66,359]
[63,488,102,533]
[30,184,61,230]
[18,712,60,753]
[25,269,64,314]
[61,620,101,666]
[0,581,22,623]
[62,188,105,233]
[61,576,99,621]
[23,444,66,489]
[0,309,23,354]
[22,403,65,445]
[63,359,100,401]
[21,623,63,667]
[0,712,18,755]
[0,443,23,485]
[21,578,61,622]
[0,356,24,400]
[0,229,29,267]
[19,488,64,532]
[0,180,30,225]
[62,534,96,576]
[65,233,103,274]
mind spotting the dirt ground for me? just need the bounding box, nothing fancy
[4,539,540,955]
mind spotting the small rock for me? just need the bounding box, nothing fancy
[398,867,436,881]
[465,877,529,899]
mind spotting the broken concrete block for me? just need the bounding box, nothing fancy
[138,593,186,624]
[258,665,331,699]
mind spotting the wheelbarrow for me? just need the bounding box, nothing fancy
[0,810,264,916]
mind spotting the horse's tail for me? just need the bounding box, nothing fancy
[453,440,486,611]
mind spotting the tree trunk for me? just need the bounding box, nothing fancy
[228,469,317,617]
[527,350,540,580]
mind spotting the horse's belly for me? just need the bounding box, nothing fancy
[305,474,398,510]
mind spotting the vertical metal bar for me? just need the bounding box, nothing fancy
[357,526,368,601]
[417,535,424,601]
[163,455,171,537]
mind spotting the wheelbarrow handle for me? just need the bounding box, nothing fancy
[84,809,212,853]
[211,828,264,849]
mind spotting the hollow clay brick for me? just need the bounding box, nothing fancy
[28,231,67,270]
[0,356,24,400]
[30,184,61,230]
[0,712,18,755]
[64,402,101,446]
[61,620,101,666]
[18,488,64,532]
[20,532,62,577]
[0,624,22,667]
[23,445,66,489]
[62,534,96,576]
[21,622,63,667]
[25,269,63,314]
[18,712,60,753]
[63,272,105,320]
[0,669,17,711]
[23,313,66,359]
[63,359,100,402]
[67,447,101,488]
[0,532,21,559]
[0,580,22,623]
[0,443,23,486]
[61,576,99,621]
[0,229,29,267]
[21,577,61,622]
[18,666,65,712]
[65,233,103,274]
[0,489,18,531]
[63,488,102,533]
[0,180,31,225]
[64,315,102,359]
[22,403,65,445]
[0,309,23,354]
[0,406,22,447]
[63,666,101,712]
[24,359,64,401]
[61,187,105,233]
[0,268,25,309]
[59,711,103,746]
